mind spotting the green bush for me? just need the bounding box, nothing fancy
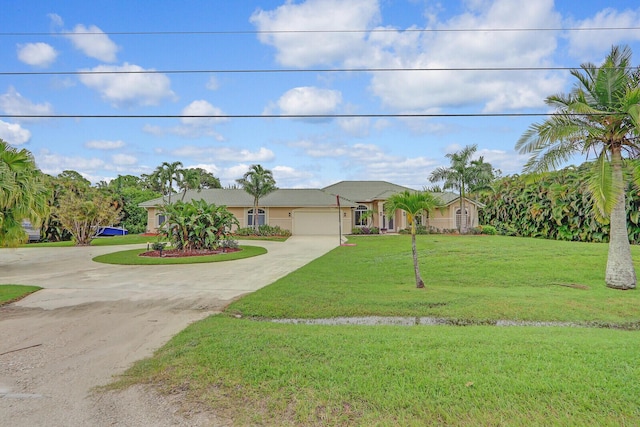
[481,225,497,235]
[235,225,291,237]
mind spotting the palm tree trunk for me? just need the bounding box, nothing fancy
[605,147,636,290]
[411,221,425,288]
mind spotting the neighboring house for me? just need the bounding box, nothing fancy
[139,181,483,236]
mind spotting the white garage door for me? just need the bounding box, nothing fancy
[292,210,340,235]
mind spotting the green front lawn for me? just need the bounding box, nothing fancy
[228,235,640,324]
[26,234,167,247]
[0,285,41,305]
[118,235,640,426]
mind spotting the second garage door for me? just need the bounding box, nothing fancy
[292,209,340,235]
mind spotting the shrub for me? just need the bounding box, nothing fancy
[235,225,291,237]
[351,227,380,235]
[481,225,497,235]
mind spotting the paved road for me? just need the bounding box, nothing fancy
[0,236,339,426]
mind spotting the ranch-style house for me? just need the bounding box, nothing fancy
[139,180,483,236]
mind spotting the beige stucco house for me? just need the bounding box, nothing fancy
[139,181,483,236]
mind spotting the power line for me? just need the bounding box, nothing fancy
[0,66,613,76]
[1,27,640,37]
[0,113,619,119]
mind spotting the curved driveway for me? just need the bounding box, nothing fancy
[1,236,338,309]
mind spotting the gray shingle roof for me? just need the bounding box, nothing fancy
[138,181,484,209]
[322,181,414,202]
[139,188,358,208]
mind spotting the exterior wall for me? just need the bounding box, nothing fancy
[429,203,479,231]
[268,207,293,232]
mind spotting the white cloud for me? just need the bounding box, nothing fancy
[271,165,315,188]
[17,43,58,67]
[180,100,228,126]
[112,153,137,165]
[566,8,640,61]
[64,24,119,62]
[253,0,565,112]
[37,149,107,176]
[141,101,228,139]
[250,0,380,67]
[206,76,219,90]
[171,146,275,163]
[276,86,342,116]
[84,139,125,150]
[79,63,175,107]
[0,120,31,145]
[0,86,54,121]
[48,13,64,27]
[338,116,370,137]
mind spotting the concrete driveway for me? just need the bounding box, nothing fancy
[0,236,339,426]
[1,236,339,309]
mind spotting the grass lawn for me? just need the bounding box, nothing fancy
[25,234,167,247]
[0,285,41,306]
[118,235,640,426]
[92,245,267,265]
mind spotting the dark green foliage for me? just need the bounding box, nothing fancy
[480,162,640,243]
[350,226,380,235]
[234,224,291,237]
[159,199,239,250]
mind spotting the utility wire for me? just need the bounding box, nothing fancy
[0,113,620,119]
[1,27,640,36]
[4,66,639,76]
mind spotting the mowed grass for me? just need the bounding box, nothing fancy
[0,285,41,305]
[120,235,640,426]
[26,233,166,247]
[92,245,267,265]
[228,235,640,324]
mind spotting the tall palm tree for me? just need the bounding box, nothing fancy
[385,190,442,288]
[0,140,49,247]
[153,161,184,204]
[178,168,202,201]
[429,144,478,233]
[516,45,640,290]
[236,164,277,231]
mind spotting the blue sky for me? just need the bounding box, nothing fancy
[2,0,640,188]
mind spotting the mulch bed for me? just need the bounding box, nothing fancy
[139,248,241,258]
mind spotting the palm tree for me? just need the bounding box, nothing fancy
[385,190,442,288]
[236,164,277,232]
[159,161,184,204]
[178,168,202,201]
[516,45,640,290]
[429,144,478,233]
[0,140,49,247]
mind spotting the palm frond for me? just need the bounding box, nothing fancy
[586,152,622,220]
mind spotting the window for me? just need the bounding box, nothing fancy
[354,205,369,227]
[157,214,166,226]
[455,208,469,229]
[248,208,266,226]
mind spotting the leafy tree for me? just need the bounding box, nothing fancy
[429,144,483,233]
[384,190,442,288]
[103,175,160,234]
[159,199,238,251]
[191,167,222,189]
[0,140,49,247]
[236,164,277,231]
[516,45,640,290]
[53,187,121,245]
